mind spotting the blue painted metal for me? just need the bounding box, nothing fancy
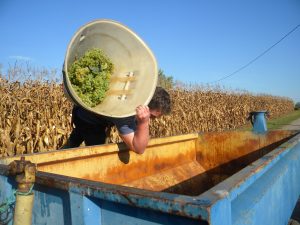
[1,132,300,225]
[83,196,102,224]
[250,111,268,133]
[0,174,15,225]
[33,185,72,225]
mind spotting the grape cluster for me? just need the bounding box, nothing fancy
[68,48,114,107]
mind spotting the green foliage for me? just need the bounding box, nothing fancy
[68,48,114,107]
[158,69,174,89]
[267,109,300,130]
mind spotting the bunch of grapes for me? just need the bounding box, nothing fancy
[68,48,114,107]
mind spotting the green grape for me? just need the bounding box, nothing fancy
[68,48,114,107]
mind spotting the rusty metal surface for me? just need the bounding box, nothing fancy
[35,137,197,187]
[1,131,300,224]
[178,130,298,196]
[196,130,295,170]
[28,130,300,222]
[122,161,206,191]
[1,131,296,197]
[34,170,210,220]
[8,156,36,192]
[200,130,300,202]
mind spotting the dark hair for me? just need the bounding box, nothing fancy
[148,87,171,114]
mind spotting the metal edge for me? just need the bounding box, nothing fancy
[0,133,199,165]
[198,131,300,204]
[35,170,210,220]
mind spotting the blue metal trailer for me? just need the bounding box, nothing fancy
[1,130,300,225]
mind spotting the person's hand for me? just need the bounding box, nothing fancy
[135,105,150,124]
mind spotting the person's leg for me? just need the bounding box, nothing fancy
[83,128,106,146]
[62,105,108,148]
[61,125,85,149]
[61,106,84,149]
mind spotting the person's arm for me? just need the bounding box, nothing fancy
[120,105,150,154]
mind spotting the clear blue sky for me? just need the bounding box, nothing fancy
[1,0,299,103]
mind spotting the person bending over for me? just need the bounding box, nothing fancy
[64,87,171,154]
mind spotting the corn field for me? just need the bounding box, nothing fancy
[150,86,294,138]
[0,77,294,157]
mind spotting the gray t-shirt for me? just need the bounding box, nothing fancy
[75,107,136,135]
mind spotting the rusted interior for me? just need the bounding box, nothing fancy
[164,130,296,196]
[2,131,296,196]
[37,135,198,186]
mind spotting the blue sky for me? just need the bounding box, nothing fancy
[1,0,299,102]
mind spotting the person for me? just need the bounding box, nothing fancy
[64,87,171,154]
